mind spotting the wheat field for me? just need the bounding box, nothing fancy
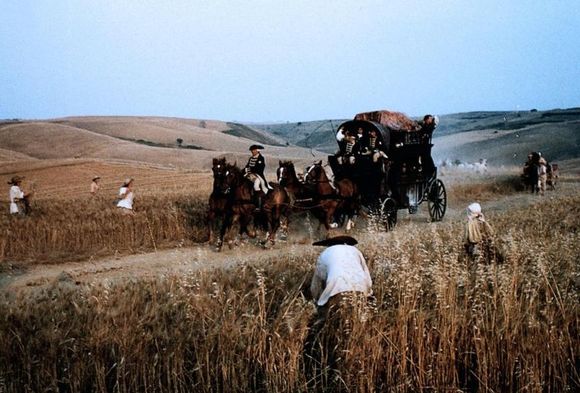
[0,169,578,392]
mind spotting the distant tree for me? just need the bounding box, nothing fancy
[530,109,538,112]
[176,138,183,147]
[199,120,206,128]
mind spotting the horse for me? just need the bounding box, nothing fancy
[216,163,289,251]
[277,160,336,233]
[303,160,360,232]
[207,157,230,244]
[522,155,540,194]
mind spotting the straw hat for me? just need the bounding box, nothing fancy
[92,176,101,182]
[7,175,24,185]
[122,178,134,187]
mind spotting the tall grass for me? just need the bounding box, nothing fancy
[0,195,208,264]
[1,195,578,392]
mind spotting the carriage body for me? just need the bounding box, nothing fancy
[329,114,446,226]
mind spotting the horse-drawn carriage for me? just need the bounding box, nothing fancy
[327,110,447,229]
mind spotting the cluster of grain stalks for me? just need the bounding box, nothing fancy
[0,194,208,264]
[1,195,578,392]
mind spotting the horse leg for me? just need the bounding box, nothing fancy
[239,212,253,241]
[217,213,233,251]
[265,205,284,247]
[207,210,216,244]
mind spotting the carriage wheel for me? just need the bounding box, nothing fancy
[380,197,397,231]
[428,179,447,221]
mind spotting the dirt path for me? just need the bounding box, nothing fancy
[1,181,576,293]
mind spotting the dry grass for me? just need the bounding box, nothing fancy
[0,194,210,264]
[0,192,578,392]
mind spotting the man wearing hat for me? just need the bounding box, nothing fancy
[90,176,101,196]
[7,175,33,215]
[306,236,373,385]
[310,235,373,309]
[244,144,270,210]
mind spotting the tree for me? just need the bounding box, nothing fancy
[176,138,183,147]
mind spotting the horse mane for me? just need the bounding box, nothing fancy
[279,160,296,174]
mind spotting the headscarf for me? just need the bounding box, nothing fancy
[466,202,485,221]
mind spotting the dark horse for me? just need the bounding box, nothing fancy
[522,153,540,194]
[207,157,229,244]
[277,160,319,228]
[216,162,289,251]
[303,160,360,233]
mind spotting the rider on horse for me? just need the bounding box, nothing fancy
[244,144,271,210]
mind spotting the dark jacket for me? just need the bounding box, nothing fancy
[245,153,266,179]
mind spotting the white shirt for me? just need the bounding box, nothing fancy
[9,185,24,214]
[310,245,373,306]
[116,187,134,209]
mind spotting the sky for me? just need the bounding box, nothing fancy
[1,0,579,122]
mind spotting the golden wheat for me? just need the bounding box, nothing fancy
[0,191,578,392]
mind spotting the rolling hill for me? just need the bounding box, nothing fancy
[1,109,578,180]
[0,117,326,172]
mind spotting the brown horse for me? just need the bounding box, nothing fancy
[303,160,360,232]
[277,160,335,234]
[207,157,230,244]
[216,163,289,251]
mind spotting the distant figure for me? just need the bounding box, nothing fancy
[418,114,438,143]
[90,176,101,196]
[538,155,547,195]
[547,163,559,190]
[244,144,270,210]
[117,178,135,214]
[463,203,501,263]
[7,176,33,215]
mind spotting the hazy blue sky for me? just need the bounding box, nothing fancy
[1,0,579,122]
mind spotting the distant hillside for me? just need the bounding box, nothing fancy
[0,117,325,171]
[252,120,347,153]
[250,108,580,165]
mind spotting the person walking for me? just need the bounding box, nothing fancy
[116,178,135,214]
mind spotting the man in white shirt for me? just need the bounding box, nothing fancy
[8,176,32,215]
[310,235,373,307]
[305,235,373,387]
